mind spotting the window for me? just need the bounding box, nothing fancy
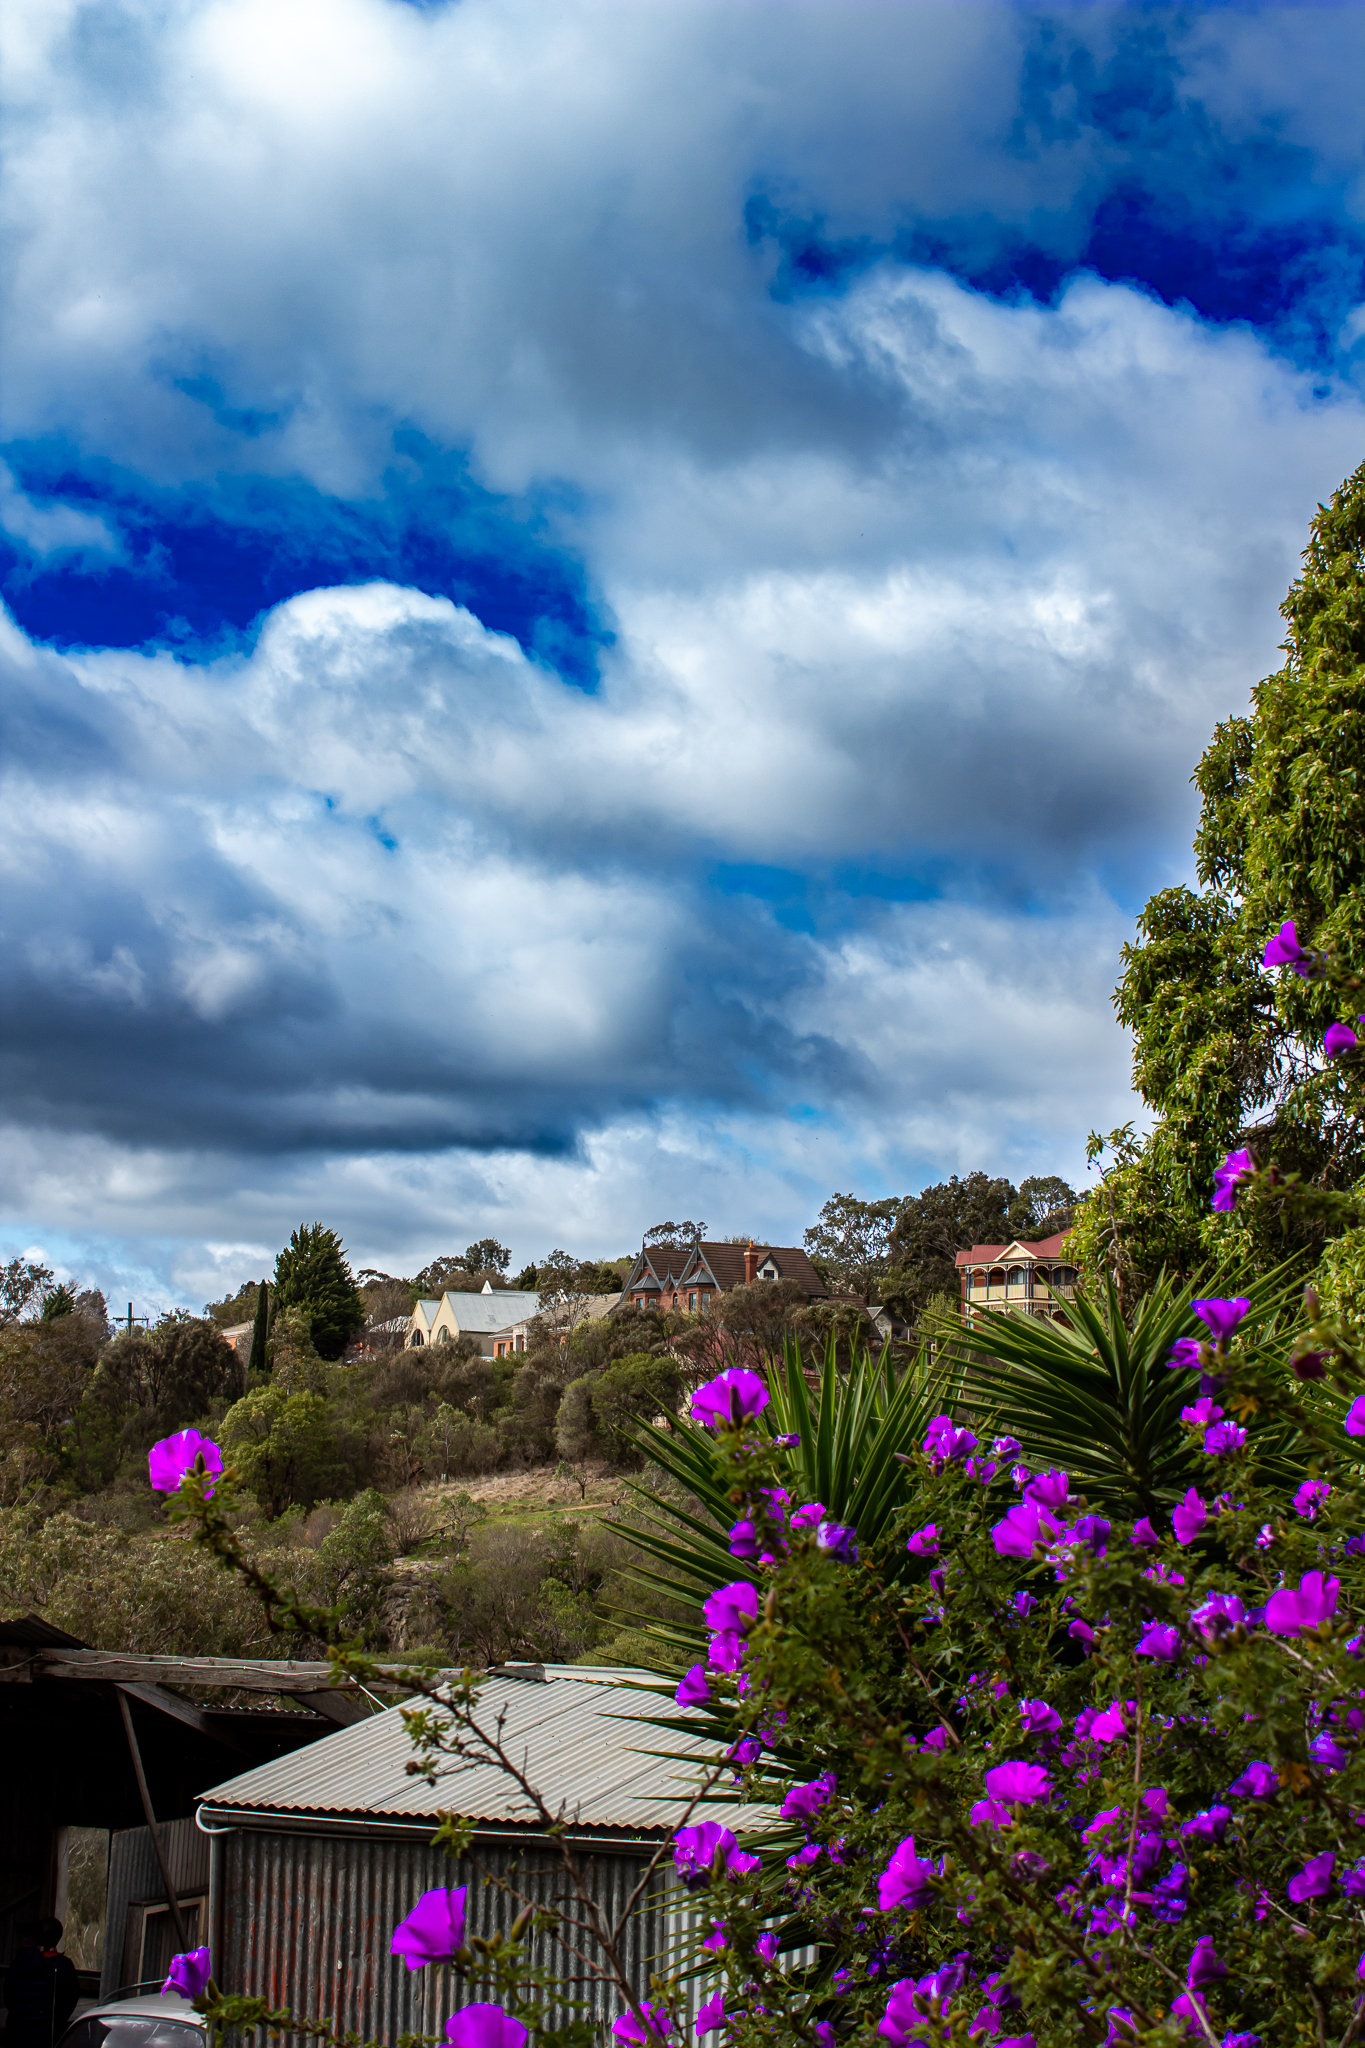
[435,1326,450,1344]
[1007,1266,1026,1290]
[410,1330,424,1346]
[700,1291,710,1305]
[689,1292,698,1310]
[972,1270,986,1291]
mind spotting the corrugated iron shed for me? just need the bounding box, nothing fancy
[199,1665,730,1840]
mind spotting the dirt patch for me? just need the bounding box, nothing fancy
[426,1465,631,1518]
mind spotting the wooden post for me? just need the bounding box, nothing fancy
[116,1692,190,1954]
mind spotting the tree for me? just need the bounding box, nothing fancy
[204,1279,260,1327]
[1075,458,1365,1294]
[219,1385,353,1517]
[39,1283,75,1322]
[555,1354,682,1466]
[643,1220,707,1246]
[880,1173,1074,1322]
[247,1280,269,1378]
[89,1318,240,1453]
[1,1260,55,1325]
[272,1224,365,1361]
[803,1193,900,1295]
[464,1239,511,1274]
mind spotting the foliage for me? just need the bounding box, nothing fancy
[1,1257,55,1324]
[220,1384,365,1516]
[205,1279,261,1327]
[882,1175,1079,1323]
[803,1194,903,1295]
[273,1223,366,1360]
[1081,458,1365,1295]
[555,1354,682,1466]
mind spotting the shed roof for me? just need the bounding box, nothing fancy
[198,1666,728,1839]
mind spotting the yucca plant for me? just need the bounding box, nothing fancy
[946,1263,1304,1514]
[619,1332,947,1664]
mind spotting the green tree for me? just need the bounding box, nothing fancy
[802,1193,900,1295]
[39,1283,76,1322]
[1077,458,1365,1294]
[881,1173,1075,1321]
[555,1353,681,1466]
[247,1279,269,1377]
[464,1238,511,1274]
[220,1385,354,1516]
[272,1224,365,1360]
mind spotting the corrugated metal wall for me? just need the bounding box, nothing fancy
[101,1819,212,2000]
[216,1828,672,2043]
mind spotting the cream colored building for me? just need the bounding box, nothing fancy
[955,1232,1077,1323]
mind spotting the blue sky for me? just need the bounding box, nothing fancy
[3,0,1365,1310]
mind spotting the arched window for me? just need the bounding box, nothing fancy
[435,1326,450,1344]
[411,1330,424,1347]
[972,1270,987,1292]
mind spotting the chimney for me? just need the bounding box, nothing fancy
[744,1241,758,1285]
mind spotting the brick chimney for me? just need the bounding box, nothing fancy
[744,1241,758,1285]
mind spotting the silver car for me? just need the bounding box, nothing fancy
[56,1991,206,2048]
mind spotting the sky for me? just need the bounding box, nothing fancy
[3,0,1365,1313]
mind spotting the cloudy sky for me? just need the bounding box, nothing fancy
[3,0,1364,1310]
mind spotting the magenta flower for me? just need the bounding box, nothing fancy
[812,2028,835,2048]
[1192,1297,1249,1345]
[877,1835,939,1911]
[1072,1515,1111,1556]
[1310,1732,1349,1772]
[1024,1469,1069,1512]
[923,1414,978,1466]
[675,1664,710,1708]
[391,1888,468,1970]
[984,1761,1050,1805]
[969,1796,1013,1829]
[162,1949,212,2000]
[446,2007,528,2048]
[1326,1021,1359,1058]
[1264,1569,1339,1635]
[1182,1805,1232,1843]
[1204,1421,1246,1456]
[1166,1336,1205,1371]
[613,2006,672,2048]
[1212,1146,1255,1211]
[727,1519,760,1559]
[1182,1396,1222,1425]
[816,1521,859,1563]
[706,1631,745,1674]
[1068,1619,1097,1649]
[991,1498,1060,1559]
[672,1823,740,1889]
[1347,1397,1365,1437]
[148,1428,224,1497]
[691,1368,769,1430]
[905,1525,939,1556]
[1287,1851,1335,1903]
[754,1930,778,1965]
[781,1772,835,1826]
[1131,1516,1159,1547]
[1172,1488,1208,1546]
[1191,1592,1248,1640]
[703,1582,758,1634]
[1228,1760,1279,1798]
[1087,1705,1127,1743]
[695,1994,726,2039]
[1185,1937,1227,1992]
[1135,1623,1180,1662]
[1293,1478,1330,1520]
[1264,918,1312,972]
[1020,1699,1062,1735]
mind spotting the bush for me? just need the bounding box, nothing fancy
[556,1353,681,1466]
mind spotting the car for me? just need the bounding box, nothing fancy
[56,1990,206,2048]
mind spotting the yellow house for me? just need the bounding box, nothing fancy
[954,1232,1077,1324]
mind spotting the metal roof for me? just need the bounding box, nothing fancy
[426,1290,542,1335]
[198,1667,732,1839]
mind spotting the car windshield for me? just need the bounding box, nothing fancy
[61,2017,204,2048]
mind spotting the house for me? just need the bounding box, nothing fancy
[954,1232,1077,1323]
[405,1282,541,1355]
[619,1240,827,1315]
[196,1664,740,2031]
[490,1293,624,1355]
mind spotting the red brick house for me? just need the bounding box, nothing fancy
[620,1239,827,1315]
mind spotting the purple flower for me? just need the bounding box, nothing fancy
[1073,1515,1111,1556]
[817,1521,859,1564]
[703,1582,758,1635]
[992,1499,1060,1559]
[1192,1298,1249,1346]
[786,1841,822,1870]
[1136,1623,1180,1662]
[1212,1147,1256,1211]
[1166,1336,1206,1371]
[706,1631,745,1674]
[1142,1788,1169,1820]
[1185,1938,1227,1992]
[919,1725,949,1752]
[985,1761,1050,1805]
[877,1836,939,1911]
[1068,1619,1096,1648]
[728,1736,762,1772]
[773,1431,801,1448]
[1087,1705,1128,1743]
[1293,1479,1330,1520]
[161,1950,212,2001]
[675,1664,710,1708]
[1291,1350,1329,1380]
[1343,1860,1365,1898]
[1348,1397,1365,1437]
[923,1414,978,1466]
[613,2006,673,2048]
[969,1795,1013,1830]
[1168,1991,1207,2032]
[1182,1397,1223,1425]
[1012,1590,1037,1618]
[992,1435,1022,1459]
[390,1889,468,1969]
[812,2030,834,2048]
[148,1428,224,1497]
[1102,2018,1138,2048]
[695,1994,726,2039]
[1228,1760,1279,1798]
[928,1567,946,1597]
[727,1519,760,1559]
[1204,1422,1246,1456]
[1024,1470,1069,1512]
[905,1525,939,1557]
[1020,1699,1062,1735]
[1310,1733,1348,1773]
[1264,1570,1339,1635]
[691,1369,769,1430]
[1326,1021,1359,1058]
[1131,1517,1160,1547]
[1222,2037,1262,2048]
[754,1930,778,1965]
[672,1822,743,1888]
[1264,918,1312,972]
[447,2008,529,2048]
[1191,1593,1248,1640]
[1287,1851,1335,1903]
[1182,1805,1232,1843]
[781,1773,835,1826]
[1172,1489,1208,1547]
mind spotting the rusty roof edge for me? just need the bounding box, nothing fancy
[195,1803,671,1849]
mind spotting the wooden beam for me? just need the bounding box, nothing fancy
[8,1648,453,1694]
[290,1689,375,1726]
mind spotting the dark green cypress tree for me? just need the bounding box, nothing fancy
[247,1278,269,1378]
[272,1225,365,1360]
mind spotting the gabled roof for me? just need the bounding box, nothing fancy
[413,1298,440,1326]
[425,1289,542,1335]
[623,1242,825,1298]
[955,1231,1072,1268]
[198,1666,742,1840]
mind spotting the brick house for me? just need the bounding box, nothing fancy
[619,1240,827,1315]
